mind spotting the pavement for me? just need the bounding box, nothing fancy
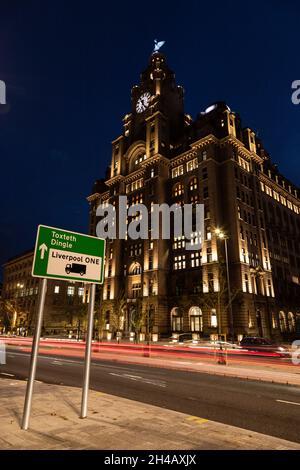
[0,377,299,450]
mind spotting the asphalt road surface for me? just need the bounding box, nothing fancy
[1,347,300,444]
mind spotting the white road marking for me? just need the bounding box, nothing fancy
[276,399,300,406]
[0,372,14,377]
[109,372,167,388]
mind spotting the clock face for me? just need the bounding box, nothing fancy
[136,92,151,113]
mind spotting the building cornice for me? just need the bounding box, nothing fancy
[87,193,101,203]
[259,173,300,205]
[105,175,125,187]
[140,153,170,169]
[170,135,217,167]
[190,134,219,150]
[123,168,145,183]
[221,135,264,164]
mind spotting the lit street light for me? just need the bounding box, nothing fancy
[215,229,234,343]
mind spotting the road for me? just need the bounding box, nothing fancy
[1,347,300,444]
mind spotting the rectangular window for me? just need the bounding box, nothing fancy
[149,256,153,270]
[172,165,184,178]
[208,273,214,291]
[132,283,141,298]
[187,158,198,172]
[191,252,200,268]
[174,255,186,270]
[67,286,75,296]
[54,286,60,294]
[78,287,84,296]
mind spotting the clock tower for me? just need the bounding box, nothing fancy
[110,51,187,180]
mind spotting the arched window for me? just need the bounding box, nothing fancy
[189,177,198,191]
[171,307,183,332]
[288,312,295,332]
[135,153,147,166]
[271,312,278,329]
[172,183,184,197]
[279,311,286,332]
[189,306,203,332]
[129,262,142,275]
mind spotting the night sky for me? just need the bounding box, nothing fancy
[0,0,300,278]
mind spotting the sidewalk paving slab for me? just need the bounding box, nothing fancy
[0,378,299,450]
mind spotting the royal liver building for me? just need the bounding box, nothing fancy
[88,48,300,342]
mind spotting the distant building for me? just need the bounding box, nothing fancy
[88,51,300,341]
[1,250,91,336]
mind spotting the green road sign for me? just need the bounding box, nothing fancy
[32,225,106,284]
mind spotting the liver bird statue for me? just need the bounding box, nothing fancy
[153,39,165,53]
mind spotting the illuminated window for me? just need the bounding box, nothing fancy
[130,262,142,275]
[279,311,286,332]
[173,236,185,250]
[211,309,218,328]
[174,255,186,270]
[288,312,295,332]
[187,158,198,172]
[78,287,84,297]
[67,286,75,296]
[191,252,200,267]
[171,307,183,332]
[54,286,60,294]
[173,183,184,197]
[189,177,198,191]
[135,154,146,165]
[208,272,214,291]
[206,226,211,240]
[132,283,141,298]
[189,307,203,332]
[172,165,184,178]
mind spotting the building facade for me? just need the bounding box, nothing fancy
[86,51,300,342]
[1,250,91,337]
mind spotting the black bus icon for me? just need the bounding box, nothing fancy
[65,263,87,276]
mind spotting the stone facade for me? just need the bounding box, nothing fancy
[1,250,91,337]
[87,51,300,342]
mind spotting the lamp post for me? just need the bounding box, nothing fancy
[15,283,24,334]
[215,229,234,343]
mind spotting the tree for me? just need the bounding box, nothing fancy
[113,287,128,333]
[0,297,27,332]
[130,298,144,343]
[200,259,242,337]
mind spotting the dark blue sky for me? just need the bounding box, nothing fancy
[0,0,299,275]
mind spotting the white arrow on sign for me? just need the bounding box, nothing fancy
[39,243,48,260]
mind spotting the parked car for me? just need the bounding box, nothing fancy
[240,337,290,357]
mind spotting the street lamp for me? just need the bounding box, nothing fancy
[215,229,234,343]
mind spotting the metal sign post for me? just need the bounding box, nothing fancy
[21,278,47,430]
[80,283,96,419]
[21,224,105,430]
